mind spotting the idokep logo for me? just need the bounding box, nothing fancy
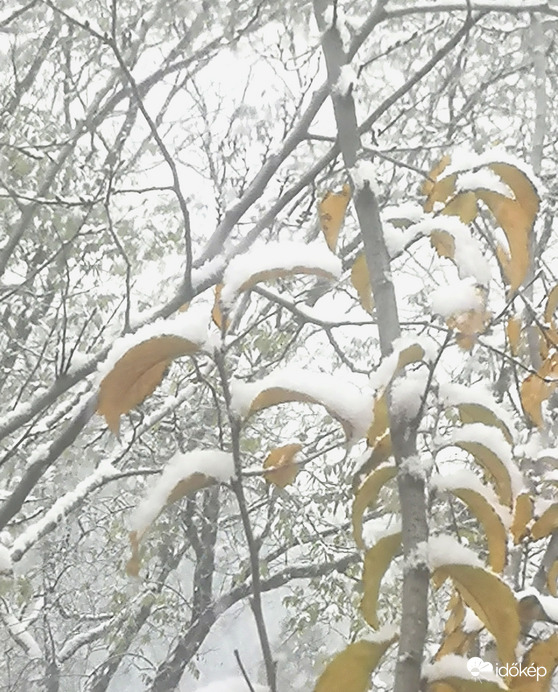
[467,658,494,678]
[466,657,547,681]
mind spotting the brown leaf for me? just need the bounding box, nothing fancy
[352,463,396,549]
[509,634,558,691]
[263,443,302,488]
[547,560,558,597]
[97,335,200,434]
[318,183,351,251]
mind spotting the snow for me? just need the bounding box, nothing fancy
[431,277,483,318]
[230,368,373,441]
[462,608,484,634]
[322,6,352,51]
[129,450,234,536]
[10,458,119,562]
[194,678,268,692]
[439,382,515,441]
[516,588,558,624]
[96,308,209,382]
[429,535,482,570]
[369,335,436,392]
[449,423,524,497]
[0,611,42,659]
[220,242,342,306]
[390,368,428,421]
[350,160,380,194]
[456,169,513,199]
[382,202,424,224]
[444,146,543,196]
[366,623,399,642]
[0,544,12,573]
[362,520,402,549]
[423,654,505,687]
[334,64,357,96]
[432,469,512,529]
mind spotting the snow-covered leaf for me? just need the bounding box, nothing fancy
[220,242,342,305]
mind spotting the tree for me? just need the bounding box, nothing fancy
[2,1,558,691]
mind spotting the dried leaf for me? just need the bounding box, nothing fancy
[314,638,396,692]
[351,253,374,313]
[97,335,200,434]
[361,532,401,628]
[318,184,351,251]
[263,443,302,488]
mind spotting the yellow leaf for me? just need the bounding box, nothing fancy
[352,433,392,490]
[447,307,491,352]
[236,265,339,297]
[314,638,396,692]
[318,184,351,251]
[456,403,513,445]
[531,503,558,541]
[97,335,200,434]
[367,395,389,446]
[352,465,397,550]
[442,191,478,223]
[445,591,466,635]
[263,443,302,488]
[520,352,558,428]
[507,316,522,357]
[432,563,520,667]
[212,284,229,331]
[422,154,451,197]
[450,487,507,572]
[434,631,476,661]
[547,560,558,597]
[351,253,374,313]
[511,493,533,544]
[126,531,141,577]
[248,387,357,438]
[509,634,558,691]
[452,440,513,507]
[361,531,401,628]
[177,302,189,313]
